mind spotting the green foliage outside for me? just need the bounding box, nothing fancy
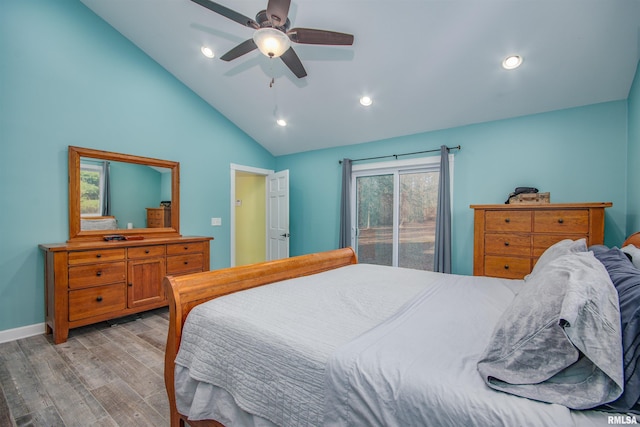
[356,172,439,228]
[356,171,440,270]
[80,169,100,214]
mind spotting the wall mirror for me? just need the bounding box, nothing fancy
[68,146,180,242]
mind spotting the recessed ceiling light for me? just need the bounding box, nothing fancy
[276,119,287,127]
[502,55,523,70]
[360,96,373,107]
[201,46,214,58]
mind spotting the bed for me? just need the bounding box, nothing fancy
[164,232,640,427]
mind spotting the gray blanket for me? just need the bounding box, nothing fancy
[477,251,624,409]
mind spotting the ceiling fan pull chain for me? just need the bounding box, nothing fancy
[270,77,275,88]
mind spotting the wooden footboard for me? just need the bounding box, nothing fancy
[163,248,358,427]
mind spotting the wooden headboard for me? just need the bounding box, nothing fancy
[623,232,640,248]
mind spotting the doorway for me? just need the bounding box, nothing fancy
[235,171,267,266]
[230,164,290,267]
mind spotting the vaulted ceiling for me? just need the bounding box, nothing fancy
[80,0,640,156]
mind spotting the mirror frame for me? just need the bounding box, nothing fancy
[68,146,180,242]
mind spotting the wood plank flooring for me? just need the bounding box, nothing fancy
[0,308,171,427]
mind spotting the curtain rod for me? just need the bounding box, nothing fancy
[338,145,461,164]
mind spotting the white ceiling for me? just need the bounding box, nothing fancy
[79,0,640,156]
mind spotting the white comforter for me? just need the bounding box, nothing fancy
[324,272,615,426]
[175,263,618,427]
[174,264,429,425]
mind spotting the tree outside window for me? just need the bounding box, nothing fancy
[80,164,103,216]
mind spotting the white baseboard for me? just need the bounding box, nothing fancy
[0,323,46,344]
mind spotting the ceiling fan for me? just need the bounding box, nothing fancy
[190,0,354,78]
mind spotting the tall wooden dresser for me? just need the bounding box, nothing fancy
[471,202,611,279]
[40,236,212,344]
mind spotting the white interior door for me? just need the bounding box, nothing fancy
[267,170,289,260]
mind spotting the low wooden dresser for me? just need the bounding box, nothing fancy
[40,236,212,344]
[471,202,611,279]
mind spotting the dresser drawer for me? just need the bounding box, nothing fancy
[147,210,162,219]
[68,249,125,265]
[167,242,205,255]
[484,256,531,279]
[534,210,589,234]
[532,234,587,257]
[485,211,532,232]
[127,245,166,259]
[68,262,126,289]
[485,233,531,256]
[167,254,204,274]
[68,283,126,321]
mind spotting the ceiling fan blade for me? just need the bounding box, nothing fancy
[280,47,307,78]
[288,28,354,45]
[220,39,258,61]
[266,0,291,27]
[190,0,259,29]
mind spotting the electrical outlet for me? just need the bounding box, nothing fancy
[211,217,222,226]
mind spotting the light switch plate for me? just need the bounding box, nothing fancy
[211,217,222,226]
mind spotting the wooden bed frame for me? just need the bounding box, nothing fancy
[163,247,358,427]
[163,234,640,427]
[625,232,640,248]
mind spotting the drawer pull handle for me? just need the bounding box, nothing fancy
[504,242,510,246]
[96,271,102,277]
[128,283,133,287]
[505,218,510,223]
[96,254,102,258]
[184,246,189,250]
[145,250,150,254]
[96,296,103,302]
[558,218,564,224]
[184,261,189,265]
[504,264,510,270]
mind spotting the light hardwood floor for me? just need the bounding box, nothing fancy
[0,308,171,427]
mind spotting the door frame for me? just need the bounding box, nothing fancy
[230,163,274,267]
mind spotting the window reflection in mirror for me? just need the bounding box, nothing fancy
[79,158,172,231]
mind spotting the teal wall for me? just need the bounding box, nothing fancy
[0,0,637,334]
[277,100,630,275]
[108,162,163,229]
[0,0,275,331]
[628,60,640,234]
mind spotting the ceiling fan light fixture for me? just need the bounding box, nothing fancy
[502,55,523,70]
[276,119,287,127]
[253,28,290,58]
[200,46,215,58]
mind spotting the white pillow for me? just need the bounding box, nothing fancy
[622,244,640,270]
[524,238,587,282]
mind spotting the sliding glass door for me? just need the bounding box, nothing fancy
[352,160,442,271]
[355,174,394,266]
[397,171,439,270]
